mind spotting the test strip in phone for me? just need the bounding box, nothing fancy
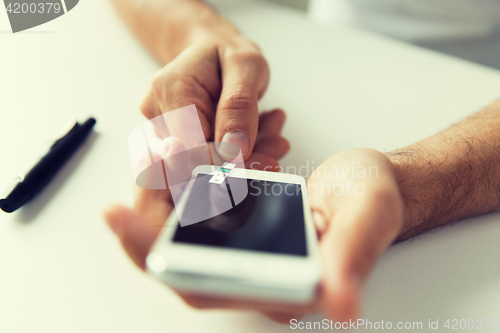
[209,163,237,184]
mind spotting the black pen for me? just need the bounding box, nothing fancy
[0,118,96,213]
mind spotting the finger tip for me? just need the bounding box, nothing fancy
[275,108,286,120]
[103,204,132,235]
[280,138,291,159]
[264,107,286,117]
[263,160,281,172]
[324,278,361,323]
[244,153,282,172]
[103,204,126,222]
[264,312,303,324]
[269,108,286,127]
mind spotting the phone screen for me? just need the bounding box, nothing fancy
[172,174,307,256]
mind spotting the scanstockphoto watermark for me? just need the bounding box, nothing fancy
[248,161,380,197]
[290,319,423,330]
[290,318,500,330]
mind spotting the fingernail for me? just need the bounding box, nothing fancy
[220,131,249,158]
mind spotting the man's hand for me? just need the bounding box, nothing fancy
[140,36,270,160]
[104,108,290,302]
[307,148,404,321]
[308,99,500,321]
[104,147,404,323]
[112,0,272,159]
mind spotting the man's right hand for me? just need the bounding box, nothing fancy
[139,35,276,161]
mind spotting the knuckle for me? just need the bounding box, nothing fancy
[170,75,197,95]
[151,70,198,105]
[246,52,268,71]
[151,70,169,100]
[226,47,267,70]
[235,36,262,54]
[220,89,255,113]
[139,98,153,118]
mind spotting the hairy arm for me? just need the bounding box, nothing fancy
[109,0,240,64]
[388,98,500,240]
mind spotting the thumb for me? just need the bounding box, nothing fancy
[215,46,269,160]
[318,191,403,322]
[104,205,161,270]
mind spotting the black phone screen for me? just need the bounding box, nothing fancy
[172,174,308,256]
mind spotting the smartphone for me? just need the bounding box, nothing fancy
[146,165,322,304]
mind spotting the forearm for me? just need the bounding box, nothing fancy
[388,98,500,240]
[109,0,240,64]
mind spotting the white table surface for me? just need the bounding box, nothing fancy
[1,0,500,332]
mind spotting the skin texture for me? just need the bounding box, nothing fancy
[111,0,269,160]
[389,99,500,240]
[107,0,500,325]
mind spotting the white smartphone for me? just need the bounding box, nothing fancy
[146,165,322,304]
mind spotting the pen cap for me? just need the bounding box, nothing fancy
[0,180,32,213]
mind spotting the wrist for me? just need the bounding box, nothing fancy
[189,16,241,46]
[386,150,423,240]
[387,100,500,241]
[387,141,485,241]
[386,147,454,240]
[177,0,243,50]
[153,0,242,63]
